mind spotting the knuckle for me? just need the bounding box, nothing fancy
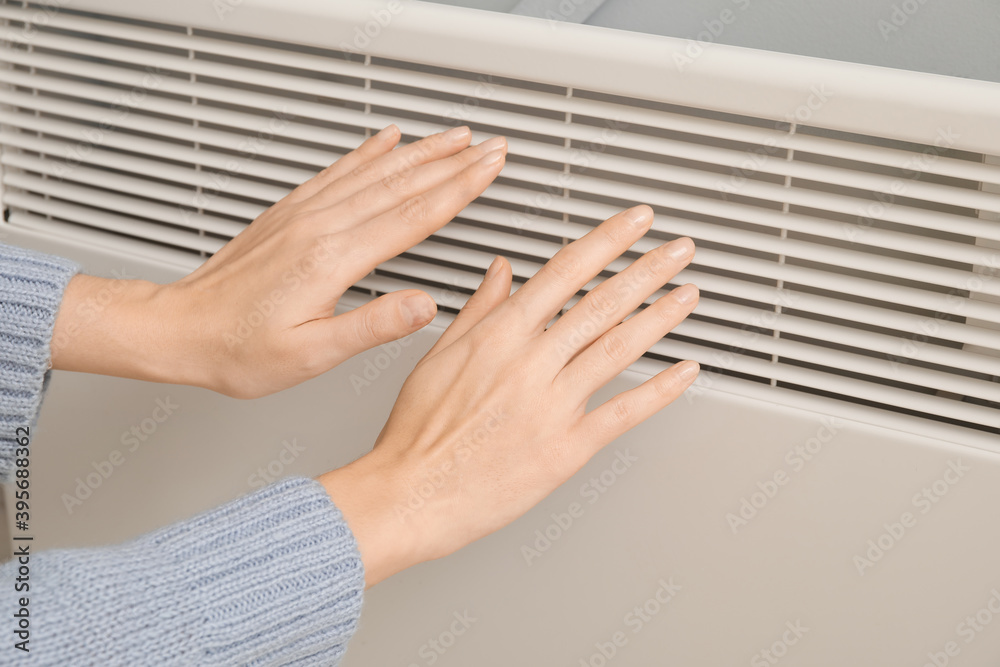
[411,141,436,161]
[599,333,630,362]
[653,300,680,324]
[379,169,412,194]
[653,374,680,400]
[316,162,338,182]
[359,307,391,343]
[602,213,643,247]
[544,253,582,284]
[350,160,379,182]
[398,194,430,225]
[648,246,678,274]
[609,398,634,426]
[586,288,620,318]
[602,222,630,247]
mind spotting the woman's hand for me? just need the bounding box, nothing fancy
[318,205,700,587]
[51,125,508,398]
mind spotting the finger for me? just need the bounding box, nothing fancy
[226,128,472,264]
[505,205,654,333]
[284,124,402,204]
[545,237,695,360]
[298,289,437,368]
[424,256,512,360]
[334,145,508,286]
[556,283,699,397]
[318,135,505,238]
[302,125,476,212]
[579,360,700,447]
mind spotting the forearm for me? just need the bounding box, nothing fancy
[49,274,206,388]
[2,476,365,664]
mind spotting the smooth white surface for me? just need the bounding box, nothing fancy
[2,235,999,666]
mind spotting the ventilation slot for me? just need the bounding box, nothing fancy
[1,2,998,433]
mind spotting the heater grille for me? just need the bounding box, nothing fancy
[1,2,998,433]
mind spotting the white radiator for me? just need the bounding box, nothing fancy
[2,1,1000,665]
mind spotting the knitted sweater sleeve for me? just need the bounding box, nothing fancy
[0,242,77,479]
[0,243,366,665]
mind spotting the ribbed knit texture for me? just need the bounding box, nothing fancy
[0,243,366,664]
[0,243,78,483]
[3,477,365,665]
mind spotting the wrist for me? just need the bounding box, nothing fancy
[317,451,423,588]
[51,274,207,388]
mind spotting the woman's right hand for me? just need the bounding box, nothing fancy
[319,205,700,586]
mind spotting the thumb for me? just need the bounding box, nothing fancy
[307,290,438,365]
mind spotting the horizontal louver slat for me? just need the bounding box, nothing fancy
[3,41,999,245]
[2,3,1000,187]
[1,4,997,434]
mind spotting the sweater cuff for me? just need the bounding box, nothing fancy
[0,242,79,482]
[32,476,366,665]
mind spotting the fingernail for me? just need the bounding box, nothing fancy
[677,360,700,379]
[375,124,398,138]
[402,294,436,327]
[485,256,503,280]
[667,237,695,260]
[443,125,471,140]
[624,205,652,227]
[672,283,699,305]
[478,149,506,167]
[479,136,507,152]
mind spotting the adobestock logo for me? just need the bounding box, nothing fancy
[672,0,753,71]
[844,126,959,245]
[248,438,307,489]
[750,619,809,667]
[922,588,1000,667]
[350,336,417,395]
[405,609,477,667]
[877,0,933,40]
[20,0,73,39]
[578,578,682,667]
[338,1,406,54]
[726,416,843,534]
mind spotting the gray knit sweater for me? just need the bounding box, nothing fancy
[0,243,365,665]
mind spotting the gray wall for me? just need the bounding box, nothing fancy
[428,0,1000,83]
